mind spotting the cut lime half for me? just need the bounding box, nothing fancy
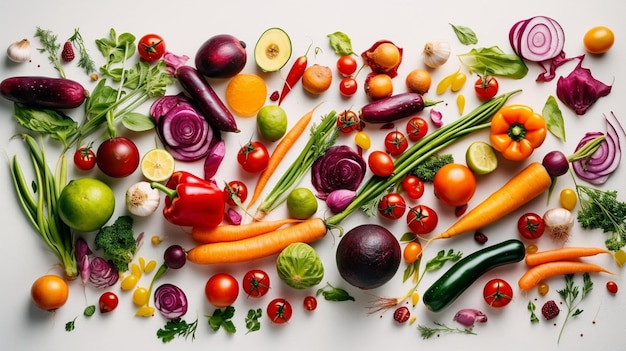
[141,148,175,182]
[466,141,498,175]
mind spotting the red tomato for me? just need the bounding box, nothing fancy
[368,151,394,177]
[406,204,438,235]
[377,192,407,220]
[138,34,166,63]
[606,280,618,294]
[73,144,96,171]
[517,212,545,240]
[337,109,360,134]
[205,273,239,308]
[224,180,248,207]
[384,131,409,156]
[483,278,513,308]
[267,298,293,324]
[98,291,119,313]
[339,77,358,97]
[96,137,140,178]
[336,55,358,76]
[241,269,270,298]
[474,75,499,100]
[405,117,428,141]
[433,163,476,207]
[237,141,269,173]
[401,175,424,200]
[303,295,318,311]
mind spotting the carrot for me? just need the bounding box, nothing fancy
[525,246,611,266]
[518,260,613,291]
[191,218,303,243]
[186,217,327,264]
[425,162,552,247]
[246,102,323,210]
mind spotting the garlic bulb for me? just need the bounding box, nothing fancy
[126,181,161,217]
[543,207,574,243]
[423,40,451,68]
[7,39,32,63]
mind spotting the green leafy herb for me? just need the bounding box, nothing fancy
[245,308,262,334]
[12,104,78,148]
[542,95,566,141]
[34,27,66,78]
[65,317,77,332]
[68,28,97,75]
[207,306,236,334]
[327,31,356,56]
[417,322,477,339]
[316,282,355,301]
[157,317,198,343]
[575,185,626,251]
[556,273,593,343]
[425,249,463,271]
[458,46,529,79]
[411,154,454,182]
[450,23,478,45]
[527,301,539,323]
[83,305,96,317]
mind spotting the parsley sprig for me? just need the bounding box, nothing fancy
[157,317,198,343]
[207,306,236,334]
[576,185,626,251]
[556,273,593,344]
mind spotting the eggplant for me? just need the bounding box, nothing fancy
[359,92,440,124]
[175,65,239,133]
[0,76,87,109]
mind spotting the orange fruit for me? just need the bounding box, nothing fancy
[405,68,432,94]
[225,73,268,117]
[302,64,332,95]
[31,275,69,311]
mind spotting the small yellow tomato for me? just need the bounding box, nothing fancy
[559,188,578,210]
[538,282,550,296]
[525,244,538,255]
[132,287,150,306]
[584,26,615,54]
[450,72,467,92]
[354,131,371,150]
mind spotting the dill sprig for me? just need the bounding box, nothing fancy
[34,27,66,78]
[68,28,97,75]
[417,322,477,339]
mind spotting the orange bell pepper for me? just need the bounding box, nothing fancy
[489,105,547,161]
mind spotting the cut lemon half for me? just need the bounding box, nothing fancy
[465,141,498,175]
[141,148,175,182]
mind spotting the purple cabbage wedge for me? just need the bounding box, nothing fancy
[311,145,366,200]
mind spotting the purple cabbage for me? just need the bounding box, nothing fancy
[154,283,188,319]
[311,145,366,200]
[556,57,612,115]
[89,257,119,288]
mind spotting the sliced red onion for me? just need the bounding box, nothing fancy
[325,189,356,214]
[150,94,188,122]
[89,257,119,288]
[204,140,226,180]
[512,16,564,62]
[154,283,188,319]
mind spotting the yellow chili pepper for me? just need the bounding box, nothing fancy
[489,104,547,161]
[456,94,465,115]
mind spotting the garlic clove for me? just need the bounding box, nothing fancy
[126,181,161,217]
[423,40,451,69]
[7,38,32,63]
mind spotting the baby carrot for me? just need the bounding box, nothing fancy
[518,260,613,291]
[525,246,611,266]
[191,218,303,243]
[186,217,327,264]
[278,42,312,105]
[247,102,323,210]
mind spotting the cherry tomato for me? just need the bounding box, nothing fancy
[237,141,269,173]
[339,76,358,97]
[432,163,476,207]
[517,212,545,240]
[384,131,409,156]
[337,109,360,134]
[30,274,69,311]
[583,26,615,54]
[242,269,270,298]
[98,291,119,313]
[405,117,428,142]
[224,180,248,206]
[205,273,239,308]
[377,192,407,220]
[96,137,140,178]
[138,33,166,63]
[401,175,424,200]
[606,280,618,294]
[403,241,422,264]
[368,150,394,177]
[73,143,96,171]
[474,75,499,100]
[483,278,513,308]
[406,204,438,235]
[337,55,358,76]
[303,295,318,311]
[267,298,293,324]
[559,188,577,211]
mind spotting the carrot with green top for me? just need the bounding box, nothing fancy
[518,261,612,291]
[525,247,611,266]
[191,218,303,243]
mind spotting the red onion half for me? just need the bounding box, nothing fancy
[154,283,188,319]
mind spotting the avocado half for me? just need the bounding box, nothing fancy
[254,28,292,72]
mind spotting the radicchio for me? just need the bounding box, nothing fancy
[556,56,612,115]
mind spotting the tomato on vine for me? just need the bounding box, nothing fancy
[384,131,408,156]
[377,192,407,220]
[474,75,499,100]
[73,142,96,171]
[138,33,166,63]
[406,204,438,235]
[224,180,248,206]
[267,298,293,324]
[483,278,513,308]
[237,141,269,173]
[242,269,270,298]
[337,109,360,133]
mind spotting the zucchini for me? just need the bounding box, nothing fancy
[422,239,525,312]
[0,76,87,109]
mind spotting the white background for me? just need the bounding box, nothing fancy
[1,0,625,350]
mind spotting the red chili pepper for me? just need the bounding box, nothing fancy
[278,43,313,105]
[152,171,225,228]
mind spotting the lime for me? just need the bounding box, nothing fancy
[257,105,288,141]
[58,178,116,232]
[466,141,498,175]
[286,188,318,219]
[141,148,175,182]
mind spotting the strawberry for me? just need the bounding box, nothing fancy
[61,41,75,62]
[541,300,560,320]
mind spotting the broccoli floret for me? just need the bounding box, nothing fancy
[94,216,136,272]
[411,154,454,182]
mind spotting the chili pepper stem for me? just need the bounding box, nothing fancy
[151,181,177,200]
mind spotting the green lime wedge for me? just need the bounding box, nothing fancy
[466,141,498,175]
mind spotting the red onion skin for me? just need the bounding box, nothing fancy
[154,283,188,319]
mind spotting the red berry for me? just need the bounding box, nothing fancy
[393,306,410,323]
[606,280,618,294]
[61,41,75,62]
[474,231,488,244]
[541,300,560,320]
[270,90,280,102]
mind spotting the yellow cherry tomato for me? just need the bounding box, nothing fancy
[538,282,550,296]
[559,188,578,210]
[355,131,371,150]
[526,244,538,255]
[450,72,467,92]
[456,94,465,115]
[583,26,615,54]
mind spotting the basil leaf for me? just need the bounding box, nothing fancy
[458,46,529,79]
[450,23,478,45]
[316,282,355,301]
[327,31,355,56]
[122,112,155,132]
[542,95,566,141]
[12,104,78,147]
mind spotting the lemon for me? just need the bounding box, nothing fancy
[465,141,498,175]
[58,178,115,232]
[141,148,175,182]
[286,188,318,220]
[257,105,288,141]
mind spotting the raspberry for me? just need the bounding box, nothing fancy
[269,90,280,102]
[541,300,560,320]
[61,41,75,62]
[393,306,410,324]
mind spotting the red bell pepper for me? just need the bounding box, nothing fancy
[151,171,225,228]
